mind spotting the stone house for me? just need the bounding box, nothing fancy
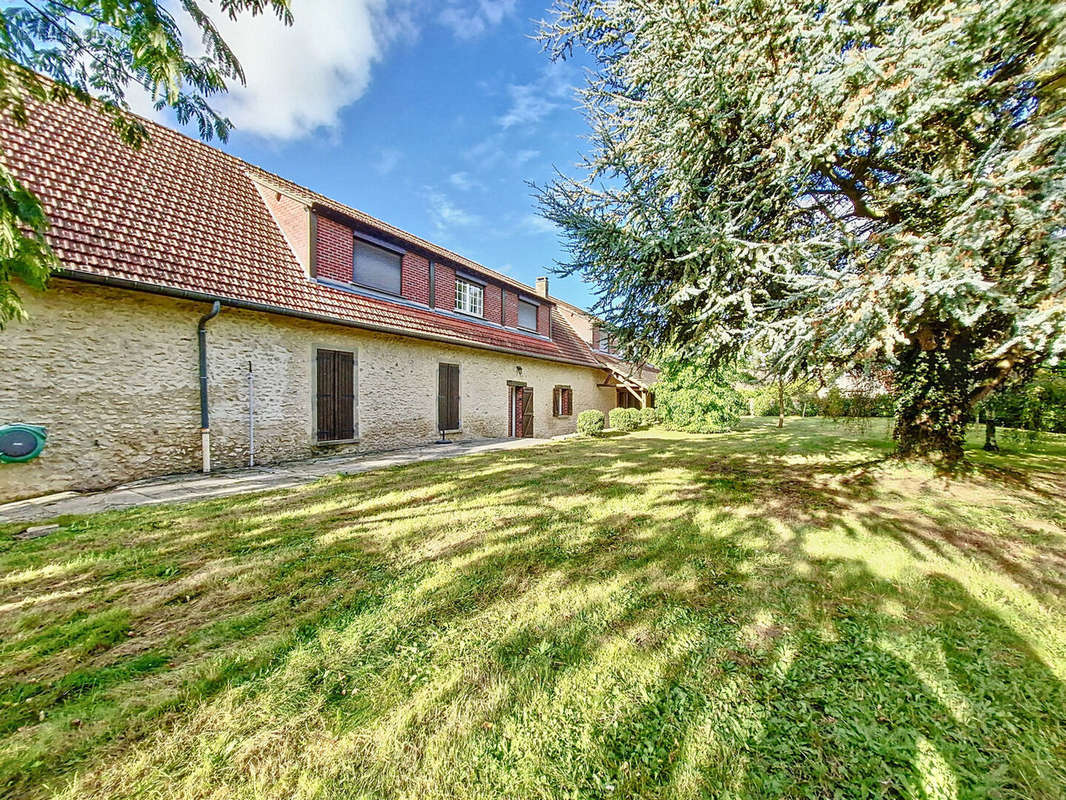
[0,99,629,503]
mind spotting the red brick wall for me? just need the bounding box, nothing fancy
[402,253,430,305]
[315,214,353,284]
[483,282,503,325]
[434,262,456,311]
[314,215,553,335]
[537,303,550,336]
[255,184,309,272]
[503,289,518,328]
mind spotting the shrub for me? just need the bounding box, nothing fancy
[813,386,895,419]
[609,406,641,432]
[656,360,744,433]
[576,409,605,437]
[640,406,658,426]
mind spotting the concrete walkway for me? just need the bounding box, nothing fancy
[1,437,553,525]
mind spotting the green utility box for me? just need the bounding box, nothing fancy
[0,424,47,463]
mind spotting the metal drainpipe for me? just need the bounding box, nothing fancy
[247,360,255,467]
[197,301,222,473]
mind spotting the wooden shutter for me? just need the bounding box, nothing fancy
[317,349,355,441]
[522,387,534,437]
[563,387,572,416]
[438,364,460,431]
[552,387,560,417]
[335,352,355,439]
[317,350,335,441]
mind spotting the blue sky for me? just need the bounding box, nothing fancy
[148,0,598,310]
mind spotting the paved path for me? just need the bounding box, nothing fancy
[1,437,554,525]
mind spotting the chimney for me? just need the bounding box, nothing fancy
[535,276,549,298]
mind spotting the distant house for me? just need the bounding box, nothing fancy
[0,99,650,502]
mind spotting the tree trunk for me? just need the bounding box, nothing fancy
[777,378,784,428]
[984,414,999,452]
[892,327,974,464]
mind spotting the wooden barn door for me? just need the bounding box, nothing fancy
[438,363,460,432]
[520,387,534,437]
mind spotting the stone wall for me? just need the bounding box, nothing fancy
[0,281,615,502]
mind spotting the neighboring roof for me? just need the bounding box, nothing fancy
[0,97,600,368]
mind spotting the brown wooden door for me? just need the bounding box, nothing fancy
[521,387,534,437]
[438,363,460,432]
[317,349,355,441]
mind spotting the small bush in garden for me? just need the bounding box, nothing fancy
[640,406,657,426]
[576,409,605,437]
[609,407,640,432]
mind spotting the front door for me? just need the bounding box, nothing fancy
[521,387,534,437]
[511,386,534,438]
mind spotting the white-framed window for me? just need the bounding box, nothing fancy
[455,278,484,317]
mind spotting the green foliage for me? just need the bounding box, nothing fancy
[0,0,293,326]
[576,409,605,437]
[740,382,802,417]
[979,367,1066,437]
[0,160,54,326]
[639,406,657,426]
[656,360,743,434]
[537,0,1066,459]
[816,388,895,420]
[609,407,641,432]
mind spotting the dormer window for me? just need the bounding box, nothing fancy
[455,277,483,317]
[353,236,402,295]
[517,298,538,331]
[596,326,615,354]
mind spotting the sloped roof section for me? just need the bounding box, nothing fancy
[595,351,660,389]
[0,98,600,368]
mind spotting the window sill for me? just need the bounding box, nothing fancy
[453,308,484,320]
[315,437,360,446]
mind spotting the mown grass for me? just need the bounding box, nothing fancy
[1,418,1064,800]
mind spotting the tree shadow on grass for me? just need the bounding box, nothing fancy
[1,425,1064,798]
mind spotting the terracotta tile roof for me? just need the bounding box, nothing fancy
[0,98,601,368]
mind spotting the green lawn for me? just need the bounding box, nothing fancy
[2,418,1065,800]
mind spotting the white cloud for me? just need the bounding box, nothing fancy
[497,62,577,130]
[426,189,482,234]
[376,148,402,175]
[438,0,516,40]
[515,149,541,165]
[449,171,484,191]
[520,214,557,235]
[164,0,396,141]
[465,133,508,167]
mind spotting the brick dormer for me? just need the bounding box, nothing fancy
[299,204,558,342]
